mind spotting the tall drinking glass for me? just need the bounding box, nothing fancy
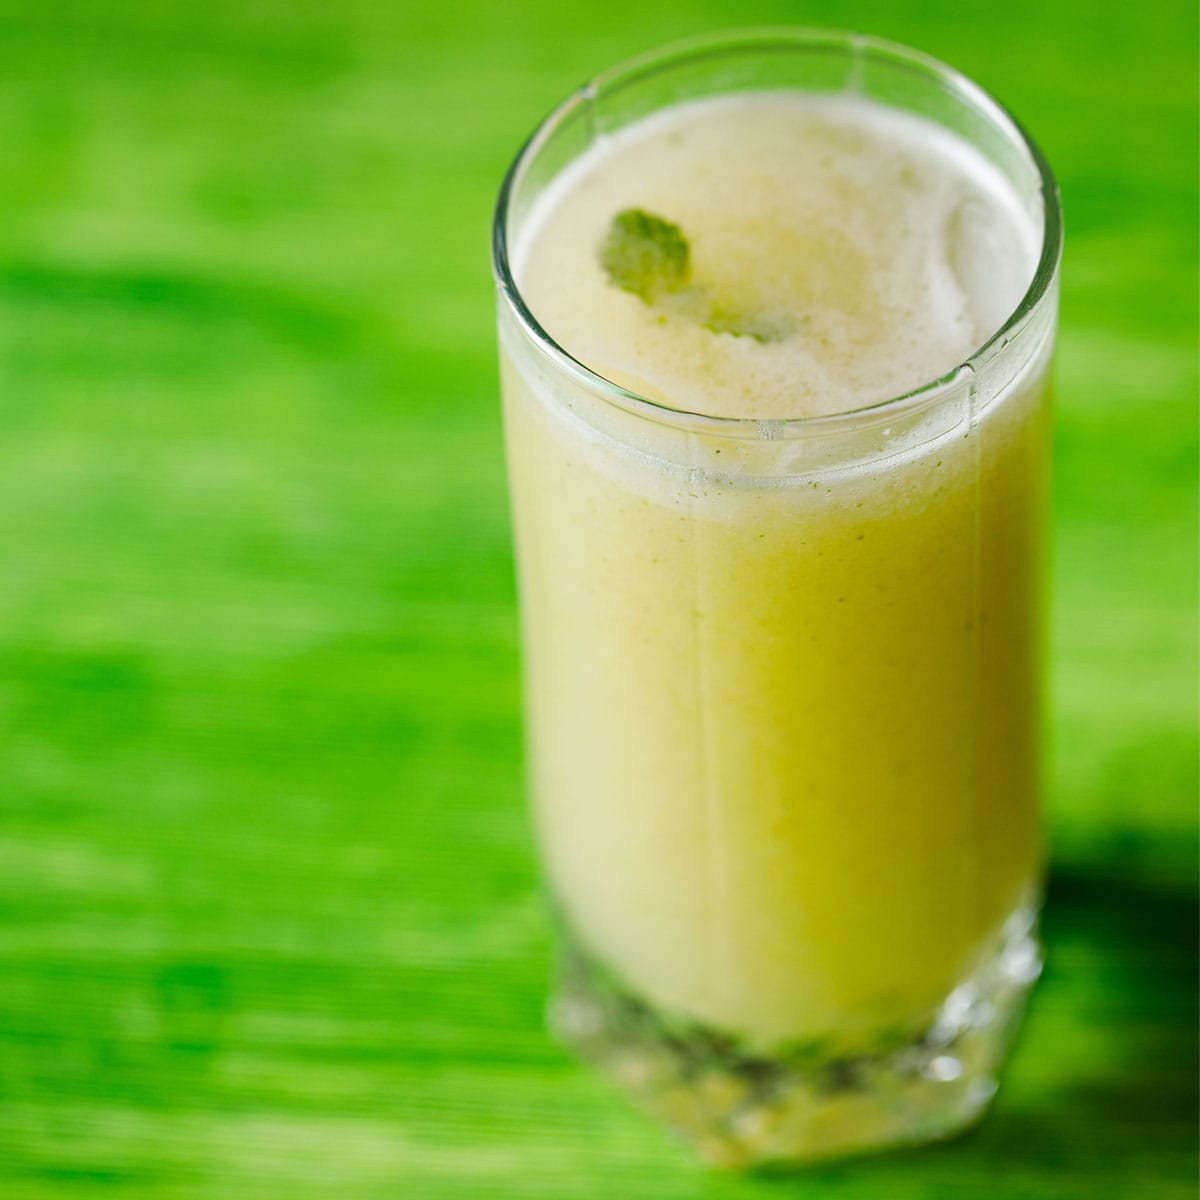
[492,30,1060,1167]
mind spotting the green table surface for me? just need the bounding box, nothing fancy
[0,1,1195,1196]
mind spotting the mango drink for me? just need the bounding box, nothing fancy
[494,34,1060,1166]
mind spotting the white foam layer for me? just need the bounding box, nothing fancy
[515,91,1041,420]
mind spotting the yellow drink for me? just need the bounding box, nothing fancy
[494,33,1059,1165]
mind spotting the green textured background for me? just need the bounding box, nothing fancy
[0,1,1195,1196]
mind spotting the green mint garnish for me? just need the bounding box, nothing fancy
[704,305,791,345]
[598,207,789,343]
[598,208,692,302]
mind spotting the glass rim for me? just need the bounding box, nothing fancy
[491,27,1063,436]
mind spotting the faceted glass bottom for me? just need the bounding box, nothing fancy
[550,906,1043,1168]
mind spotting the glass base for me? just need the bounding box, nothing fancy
[550,907,1042,1168]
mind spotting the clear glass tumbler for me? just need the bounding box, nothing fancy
[492,30,1061,1167]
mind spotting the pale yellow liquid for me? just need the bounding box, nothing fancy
[501,93,1050,1053]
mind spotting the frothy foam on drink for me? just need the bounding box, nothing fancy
[516,93,1040,420]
